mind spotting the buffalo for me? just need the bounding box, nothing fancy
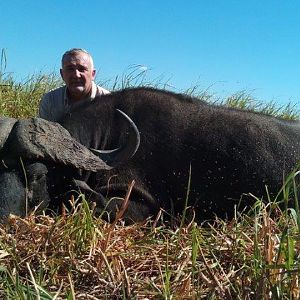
[1,87,300,222]
[0,111,138,219]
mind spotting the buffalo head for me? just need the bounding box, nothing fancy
[0,110,140,219]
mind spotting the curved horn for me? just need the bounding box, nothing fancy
[90,109,140,167]
[2,118,111,172]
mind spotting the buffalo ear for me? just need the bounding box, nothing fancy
[71,179,107,210]
[72,179,99,195]
[3,118,111,172]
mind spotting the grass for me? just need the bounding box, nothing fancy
[0,71,61,118]
[1,193,300,299]
[1,52,300,298]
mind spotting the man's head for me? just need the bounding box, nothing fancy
[60,48,96,102]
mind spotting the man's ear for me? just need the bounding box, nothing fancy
[60,69,64,80]
[92,69,96,80]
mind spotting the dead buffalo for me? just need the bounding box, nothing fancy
[0,113,138,219]
[60,87,300,222]
[1,87,300,222]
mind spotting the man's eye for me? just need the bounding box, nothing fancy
[78,67,87,72]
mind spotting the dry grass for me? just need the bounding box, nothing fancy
[0,190,300,299]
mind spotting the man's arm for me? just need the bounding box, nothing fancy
[38,93,52,120]
[97,85,110,96]
[38,87,65,122]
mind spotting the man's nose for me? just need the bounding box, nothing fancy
[73,69,81,77]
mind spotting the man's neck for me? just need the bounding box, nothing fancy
[66,89,91,104]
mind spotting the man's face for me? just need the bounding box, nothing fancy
[60,52,96,100]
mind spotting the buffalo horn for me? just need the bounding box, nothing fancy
[90,109,140,166]
[3,118,111,172]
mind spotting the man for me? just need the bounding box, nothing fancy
[39,48,110,122]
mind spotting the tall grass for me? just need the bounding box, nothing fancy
[1,190,300,299]
[0,49,61,118]
[223,90,300,120]
[1,50,300,298]
[1,48,297,119]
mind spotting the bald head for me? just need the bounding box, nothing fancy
[60,48,96,102]
[61,48,94,69]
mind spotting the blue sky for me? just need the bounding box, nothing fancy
[1,1,300,107]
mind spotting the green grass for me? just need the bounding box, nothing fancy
[1,52,300,298]
[0,72,61,118]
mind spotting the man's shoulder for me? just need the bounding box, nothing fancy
[43,86,66,98]
[41,86,66,104]
[96,85,110,96]
[39,86,67,121]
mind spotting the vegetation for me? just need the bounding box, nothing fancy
[1,51,300,298]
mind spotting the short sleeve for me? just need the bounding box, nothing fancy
[38,93,52,120]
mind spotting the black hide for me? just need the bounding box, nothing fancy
[0,162,50,218]
[1,87,300,222]
[60,87,300,222]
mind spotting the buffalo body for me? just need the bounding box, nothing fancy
[61,87,300,221]
[1,87,300,222]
